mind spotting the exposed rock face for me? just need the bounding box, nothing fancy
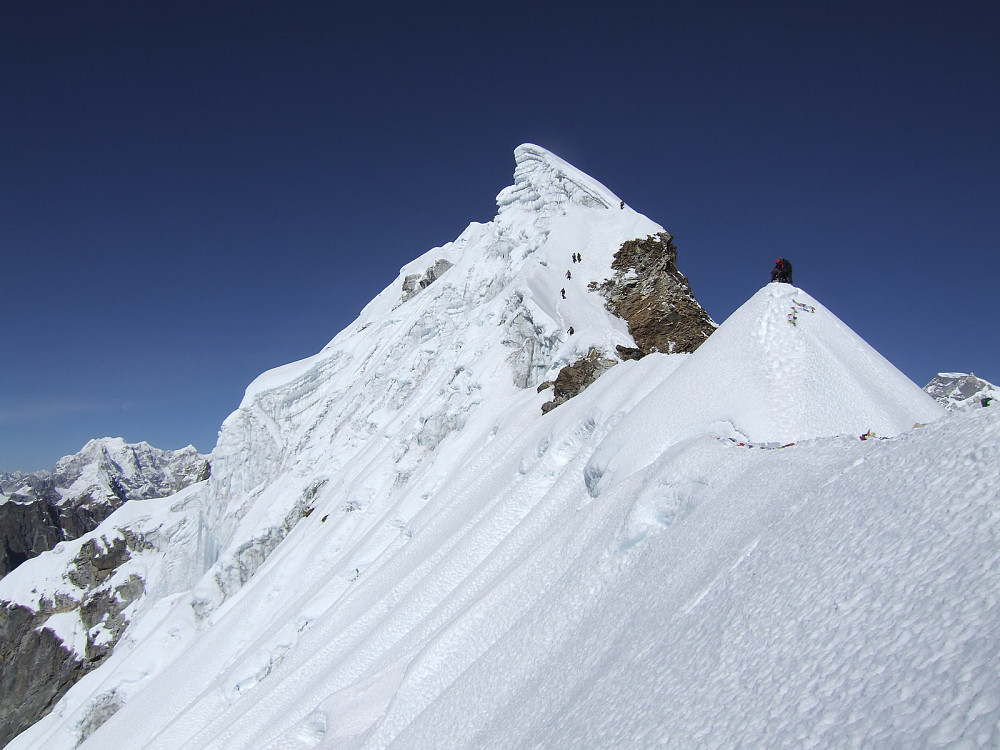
[0,442,205,739]
[590,232,716,358]
[542,232,716,412]
[401,258,454,302]
[0,438,209,578]
[539,349,618,414]
[0,499,64,574]
[0,529,149,748]
[924,372,999,409]
[0,602,89,749]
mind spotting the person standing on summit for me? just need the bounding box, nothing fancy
[771,258,793,284]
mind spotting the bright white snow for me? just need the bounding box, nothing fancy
[6,144,997,750]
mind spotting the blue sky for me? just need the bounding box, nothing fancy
[3,1,998,471]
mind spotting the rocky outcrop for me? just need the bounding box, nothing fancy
[589,232,716,358]
[924,372,999,409]
[0,529,149,747]
[0,498,64,574]
[402,258,454,302]
[1,439,209,578]
[542,233,716,413]
[0,602,90,749]
[539,349,618,414]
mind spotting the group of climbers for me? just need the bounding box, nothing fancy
[562,253,581,335]
[556,255,795,345]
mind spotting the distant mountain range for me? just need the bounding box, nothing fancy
[1,438,209,578]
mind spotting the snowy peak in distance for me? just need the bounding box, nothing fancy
[0,438,209,579]
[924,372,999,408]
[8,437,209,507]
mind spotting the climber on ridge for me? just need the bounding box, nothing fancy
[771,258,793,284]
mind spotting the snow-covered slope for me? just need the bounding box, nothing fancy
[8,145,995,750]
[585,282,944,488]
[3,142,668,747]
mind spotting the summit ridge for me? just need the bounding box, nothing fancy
[497,143,620,214]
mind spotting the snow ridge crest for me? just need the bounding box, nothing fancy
[496,143,620,214]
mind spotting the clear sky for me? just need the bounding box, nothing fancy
[2,1,998,472]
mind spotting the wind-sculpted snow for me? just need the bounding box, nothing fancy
[496,143,618,213]
[8,145,991,750]
[383,406,1000,750]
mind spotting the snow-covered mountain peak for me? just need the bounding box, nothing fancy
[496,143,621,217]
[584,282,946,490]
[49,437,208,500]
[207,144,670,569]
[666,282,945,441]
[924,371,999,408]
[237,144,663,413]
[0,438,210,581]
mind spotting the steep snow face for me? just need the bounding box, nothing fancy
[3,145,668,746]
[202,144,662,556]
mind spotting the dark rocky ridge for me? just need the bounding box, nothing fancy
[0,602,87,749]
[0,487,132,579]
[0,529,149,748]
[541,232,716,412]
[539,349,619,414]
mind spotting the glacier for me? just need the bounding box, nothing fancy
[4,144,999,749]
